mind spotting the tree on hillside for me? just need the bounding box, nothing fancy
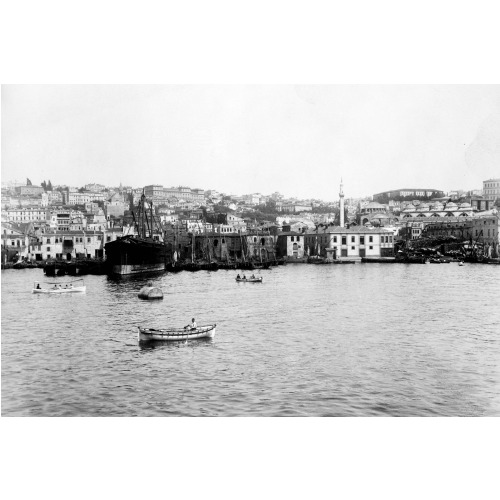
[26,178,32,186]
[47,180,53,191]
[41,180,47,191]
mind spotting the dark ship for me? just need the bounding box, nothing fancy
[105,193,169,276]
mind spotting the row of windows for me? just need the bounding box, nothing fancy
[45,236,100,244]
[306,235,381,244]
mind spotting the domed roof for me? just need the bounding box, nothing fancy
[404,204,415,211]
[459,202,471,208]
[431,203,443,209]
[445,202,458,210]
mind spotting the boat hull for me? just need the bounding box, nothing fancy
[105,236,169,276]
[138,324,216,342]
[235,278,262,283]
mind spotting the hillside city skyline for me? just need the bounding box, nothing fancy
[1,176,490,204]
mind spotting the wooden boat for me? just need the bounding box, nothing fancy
[235,276,263,283]
[32,279,86,294]
[138,324,216,342]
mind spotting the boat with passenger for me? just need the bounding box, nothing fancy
[138,324,216,342]
[235,274,263,283]
[32,279,86,294]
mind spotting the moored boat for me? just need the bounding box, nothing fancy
[32,279,86,294]
[105,192,169,276]
[138,324,216,342]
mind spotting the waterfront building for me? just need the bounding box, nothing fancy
[29,229,122,261]
[483,178,500,202]
[421,214,499,246]
[304,226,395,259]
[1,222,30,250]
[276,232,305,259]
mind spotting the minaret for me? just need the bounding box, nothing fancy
[339,178,345,228]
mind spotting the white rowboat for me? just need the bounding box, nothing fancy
[138,324,216,342]
[32,279,86,294]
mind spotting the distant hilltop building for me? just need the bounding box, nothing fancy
[483,178,500,202]
[15,184,44,196]
[144,185,205,204]
[373,188,444,203]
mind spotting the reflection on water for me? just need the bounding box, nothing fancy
[2,264,500,416]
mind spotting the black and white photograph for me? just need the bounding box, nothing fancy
[1,2,499,499]
[2,84,500,418]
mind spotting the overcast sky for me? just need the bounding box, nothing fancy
[2,85,500,200]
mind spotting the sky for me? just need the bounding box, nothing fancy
[2,84,500,201]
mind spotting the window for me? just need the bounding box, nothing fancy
[351,246,355,250]
[369,236,373,243]
[333,236,337,243]
[107,236,111,242]
[47,247,51,251]
[87,238,91,243]
[369,246,373,250]
[351,236,355,243]
[342,236,346,245]
[291,236,294,242]
[360,236,364,245]
[297,236,300,241]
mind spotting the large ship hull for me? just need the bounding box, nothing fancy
[105,236,169,276]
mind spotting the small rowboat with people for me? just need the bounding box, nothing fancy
[138,324,216,342]
[235,274,263,283]
[32,279,86,294]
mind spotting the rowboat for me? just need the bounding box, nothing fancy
[32,279,86,294]
[138,324,216,342]
[235,277,263,283]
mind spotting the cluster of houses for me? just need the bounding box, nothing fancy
[2,179,499,265]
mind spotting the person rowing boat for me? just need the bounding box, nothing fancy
[184,318,197,330]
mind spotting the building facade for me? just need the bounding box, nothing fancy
[373,188,445,203]
[305,226,395,259]
[483,178,500,202]
[276,232,305,258]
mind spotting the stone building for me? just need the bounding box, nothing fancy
[276,232,305,259]
[304,226,395,259]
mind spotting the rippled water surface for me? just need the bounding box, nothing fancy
[2,263,500,416]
